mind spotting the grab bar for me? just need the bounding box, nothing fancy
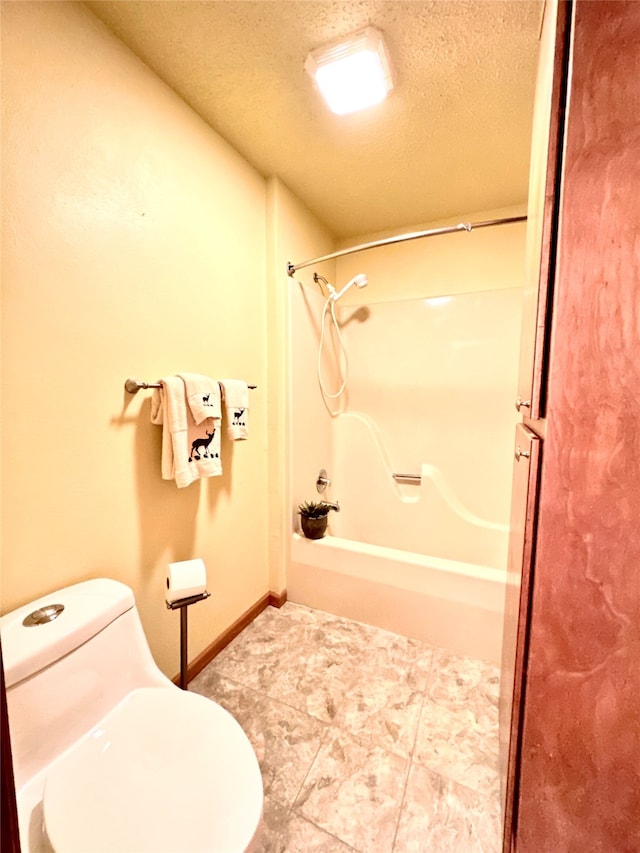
[392,472,422,483]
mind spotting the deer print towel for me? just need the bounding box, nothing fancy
[150,376,222,488]
[177,372,222,425]
[219,379,249,440]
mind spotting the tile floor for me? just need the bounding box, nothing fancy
[190,602,502,853]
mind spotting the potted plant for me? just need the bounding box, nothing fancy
[298,500,339,540]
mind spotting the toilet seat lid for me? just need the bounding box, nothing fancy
[43,687,263,853]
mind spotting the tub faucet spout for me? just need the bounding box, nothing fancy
[323,501,340,513]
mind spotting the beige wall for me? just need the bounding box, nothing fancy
[266,179,337,551]
[0,1,269,677]
[334,204,527,305]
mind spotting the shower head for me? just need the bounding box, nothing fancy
[331,273,368,302]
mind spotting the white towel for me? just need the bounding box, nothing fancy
[177,372,222,425]
[150,376,222,488]
[150,376,183,482]
[219,379,249,440]
[178,373,222,474]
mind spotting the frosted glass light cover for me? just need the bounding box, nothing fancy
[305,27,394,116]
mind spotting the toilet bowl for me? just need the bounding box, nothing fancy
[43,688,261,853]
[1,578,263,853]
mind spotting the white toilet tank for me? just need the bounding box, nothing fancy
[1,578,172,790]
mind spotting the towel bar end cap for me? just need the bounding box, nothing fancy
[125,378,143,394]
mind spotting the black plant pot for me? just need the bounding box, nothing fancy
[300,514,328,540]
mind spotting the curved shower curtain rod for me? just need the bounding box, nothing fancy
[286,214,527,276]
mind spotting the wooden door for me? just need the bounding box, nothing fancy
[499,425,540,852]
[515,2,640,848]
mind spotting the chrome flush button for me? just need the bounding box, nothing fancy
[23,604,64,627]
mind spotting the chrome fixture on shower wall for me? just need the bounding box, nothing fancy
[313,273,330,297]
[316,469,331,493]
[313,272,368,302]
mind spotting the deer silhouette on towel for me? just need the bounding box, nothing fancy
[189,428,218,462]
[233,408,246,427]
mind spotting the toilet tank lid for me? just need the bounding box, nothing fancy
[0,579,135,689]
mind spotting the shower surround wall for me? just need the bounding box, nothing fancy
[289,216,524,660]
[331,289,522,569]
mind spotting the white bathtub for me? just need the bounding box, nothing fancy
[289,533,506,665]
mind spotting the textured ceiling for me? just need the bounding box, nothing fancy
[85,1,543,239]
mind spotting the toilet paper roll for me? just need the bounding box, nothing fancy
[166,559,207,604]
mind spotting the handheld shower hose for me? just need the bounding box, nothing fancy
[316,273,368,405]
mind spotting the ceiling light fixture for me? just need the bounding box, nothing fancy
[305,26,395,116]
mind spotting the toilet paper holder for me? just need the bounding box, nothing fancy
[166,591,211,690]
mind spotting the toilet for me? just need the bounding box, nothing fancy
[1,578,263,852]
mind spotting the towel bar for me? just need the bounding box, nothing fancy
[125,377,257,393]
